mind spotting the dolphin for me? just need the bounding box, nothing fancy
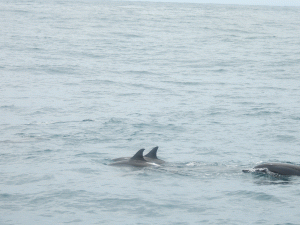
[110,149,158,167]
[112,146,165,164]
[144,146,165,165]
[244,163,300,176]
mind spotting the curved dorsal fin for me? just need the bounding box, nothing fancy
[130,149,145,161]
[145,146,158,159]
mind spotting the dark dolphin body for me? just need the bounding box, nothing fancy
[112,146,165,165]
[110,149,158,167]
[244,163,300,176]
[144,146,165,165]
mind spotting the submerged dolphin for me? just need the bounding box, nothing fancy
[110,149,158,167]
[112,146,165,164]
[144,146,165,164]
[244,163,300,176]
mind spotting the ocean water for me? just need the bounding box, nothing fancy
[1,0,300,224]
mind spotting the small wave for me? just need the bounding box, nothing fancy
[226,190,282,202]
[125,70,155,75]
[82,119,94,122]
[244,110,281,116]
[73,168,99,174]
[105,118,124,124]
[0,105,15,109]
[6,174,54,186]
[275,135,297,142]
[186,162,196,167]
[0,193,11,198]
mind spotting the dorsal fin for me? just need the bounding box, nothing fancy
[145,146,158,159]
[130,149,146,161]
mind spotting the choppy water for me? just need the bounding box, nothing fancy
[1,0,300,224]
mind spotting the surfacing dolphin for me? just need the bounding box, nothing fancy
[144,146,165,165]
[243,163,300,176]
[112,146,165,165]
[110,148,159,167]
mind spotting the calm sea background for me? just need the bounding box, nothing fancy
[1,0,300,224]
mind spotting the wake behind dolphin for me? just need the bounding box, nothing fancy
[243,163,300,176]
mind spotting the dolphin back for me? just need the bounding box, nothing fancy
[112,157,130,162]
[254,163,300,176]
